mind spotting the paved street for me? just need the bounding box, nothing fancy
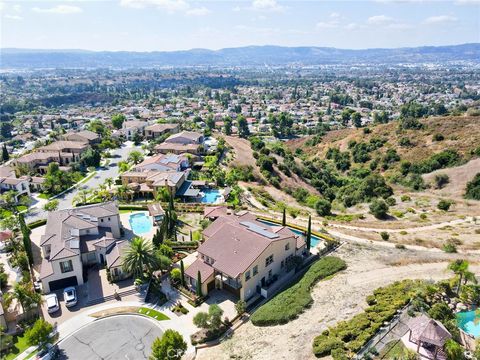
[57,315,163,360]
[26,142,143,222]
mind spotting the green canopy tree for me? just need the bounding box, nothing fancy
[306,215,312,251]
[448,260,477,295]
[150,329,187,360]
[25,319,53,347]
[196,271,202,297]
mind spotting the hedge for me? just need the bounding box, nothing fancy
[312,280,426,357]
[27,219,47,229]
[119,205,148,211]
[251,256,346,326]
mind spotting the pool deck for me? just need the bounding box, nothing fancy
[121,211,157,241]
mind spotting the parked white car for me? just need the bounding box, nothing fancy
[63,286,77,308]
[45,294,59,314]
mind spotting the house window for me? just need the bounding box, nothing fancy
[60,260,73,273]
[101,219,104,222]
[281,260,284,268]
[86,229,90,234]
[265,255,274,267]
[285,243,290,251]
[245,270,251,281]
[253,265,258,276]
[108,217,111,221]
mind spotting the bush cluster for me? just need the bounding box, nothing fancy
[312,280,426,357]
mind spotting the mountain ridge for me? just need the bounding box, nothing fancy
[1,43,479,69]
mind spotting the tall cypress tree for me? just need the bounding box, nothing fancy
[282,208,286,226]
[306,215,312,252]
[19,214,33,265]
[196,271,202,297]
[2,144,9,162]
[180,260,185,287]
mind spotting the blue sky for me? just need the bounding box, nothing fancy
[1,0,479,51]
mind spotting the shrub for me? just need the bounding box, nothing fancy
[465,173,480,200]
[401,195,411,202]
[315,198,332,216]
[437,199,453,211]
[395,244,406,249]
[369,199,389,219]
[380,232,389,241]
[443,241,457,253]
[434,174,450,189]
[433,133,445,141]
[385,197,396,206]
[251,257,346,326]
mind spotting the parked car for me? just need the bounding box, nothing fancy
[63,286,77,308]
[36,343,58,360]
[45,294,59,314]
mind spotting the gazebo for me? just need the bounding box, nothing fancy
[405,314,452,360]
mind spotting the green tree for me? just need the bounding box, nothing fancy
[18,213,33,265]
[306,215,312,250]
[111,114,126,129]
[465,173,480,200]
[224,116,232,135]
[235,300,247,316]
[25,319,53,347]
[448,259,477,295]
[237,116,250,138]
[196,271,202,297]
[1,143,9,162]
[42,199,59,212]
[180,260,185,287]
[315,199,331,216]
[127,150,144,165]
[444,339,465,360]
[193,304,224,332]
[6,283,42,317]
[369,199,389,219]
[437,199,453,211]
[282,208,286,226]
[122,237,159,279]
[352,112,362,128]
[149,329,187,360]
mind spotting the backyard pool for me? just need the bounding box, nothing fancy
[457,309,480,338]
[201,189,223,204]
[258,219,323,248]
[129,213,153,235]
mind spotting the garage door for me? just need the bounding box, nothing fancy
[48,276,78,291]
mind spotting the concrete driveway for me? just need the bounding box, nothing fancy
[57,315,163,360]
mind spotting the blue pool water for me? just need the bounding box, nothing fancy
[201,189,222,203]
[258,219,322,248]
[457,310,480,338]
[129,213,153,235]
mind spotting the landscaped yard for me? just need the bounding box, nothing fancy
[251,256,347,326]
[38,193,50,200]
[2,334,30,360]
[379,340,416,359]
[138,307,170,321]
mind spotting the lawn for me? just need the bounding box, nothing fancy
[379,340,416,359]
[38,193,50,200]
[0,209,13,218]
[251,256,347,326]
[138,307,170,321]
[16,205,28,212]
[3,334,30,360]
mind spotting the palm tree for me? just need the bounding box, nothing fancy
[448,259,477,295]
[116,185,132,202]
[105,177,114,189]
[122,238,159,279]
[5,283,42,320]
[73,188,91,205]
[127,150,144,165]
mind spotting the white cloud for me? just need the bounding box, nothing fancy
[32,5,83,14]
[423,15,458,24]
[329,12,340,18]
[316,20,339,29]
[120,0,189,12]
[454,0,480,4]
[251,0,284,12]
[367,15,394,25]
[345,23,359,30]
[186,7,210,16]
[4,14,23,20]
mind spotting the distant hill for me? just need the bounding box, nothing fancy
[1,43,479,69]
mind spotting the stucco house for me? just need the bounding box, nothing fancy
[62,130,100,145]
[0,166,30,202]
[39,202,123,293]
[184,211,306,302]
[154,131,204,155]
[144,123,179,139]
[133,153,189,172]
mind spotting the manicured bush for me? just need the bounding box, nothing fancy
[27,219,47,229]
[251,257,346,326]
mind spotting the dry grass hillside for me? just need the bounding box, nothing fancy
[286,115,480,165]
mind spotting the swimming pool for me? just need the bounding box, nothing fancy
[201,189,223,204]
[129,213,153,235]
[258,219,322,248]
[457,309,480,338]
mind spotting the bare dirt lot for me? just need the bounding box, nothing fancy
[196,243,479,360]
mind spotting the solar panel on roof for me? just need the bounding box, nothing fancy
[239,221,279,239]
[70,240,80,249]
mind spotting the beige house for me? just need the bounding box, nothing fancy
[144,123,179,139]
[39,202,123,293]
[120,170,187,198]
[0,166,30,202]
[184,212,306,302]
[16,140,89,173]
[154,131,204,155]
[62,130,100,144]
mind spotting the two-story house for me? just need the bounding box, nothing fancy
[154,131,205,155]
[0,166,30,202]
[39,202,123,293]
[184,212,306,302]
[144,123,179,140]
[133,154,189,173]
